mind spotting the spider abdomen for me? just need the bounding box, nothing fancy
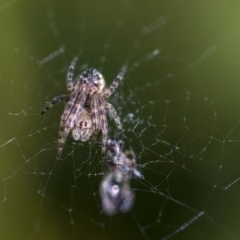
[72,108,93,142]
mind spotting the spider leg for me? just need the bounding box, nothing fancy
[89,130,100,147]
[73,74,81,87]
[57,119,71,158]
[104,65,127,99]
[61,90,87,125]
[41,94,68,115]
[58,89,87,157]
[90,95,100,132]
[98,97,108,157]
[67,56,79,95]
[101,125,108,158]
[105,102,122,129]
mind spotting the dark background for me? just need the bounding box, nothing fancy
[0,0,240,239]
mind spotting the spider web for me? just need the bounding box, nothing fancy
[0,0,240,239]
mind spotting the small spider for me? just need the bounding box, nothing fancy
[41,57,127,158]
[100,138,143,215]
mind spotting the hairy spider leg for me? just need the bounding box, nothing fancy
[66,56,79,94]
[41,56,78,116]
[106,102,122,129]
[57,120,71,158]
[61,90,87,123]
[104,65,128,99]
[57,92,88,158]
[41,94,68,115]
[90,95,100,131]
[90,130,100,147]
[98,97,108,157]
[90,94,109,154]
[56,91,87,158]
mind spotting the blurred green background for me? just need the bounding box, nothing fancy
[0,0,240,239]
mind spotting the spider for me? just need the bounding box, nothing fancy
[41,57,127,158]
[100,138,143,215]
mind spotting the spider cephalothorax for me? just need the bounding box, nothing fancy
[79,68,105,94]
[41,57,127,158]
